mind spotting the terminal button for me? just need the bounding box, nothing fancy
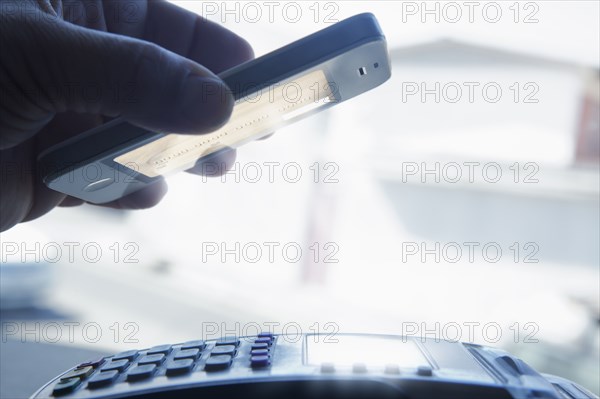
[250,355,270,368]
[112,350,139,361]
[166,359,194,376]
[87,370,119,389]
[215,337,240,346]
[216,337,240,347]
[211,345,236,357]
[61,366,93,380]
[127,364,156,381]
[174,348,200,360]
[254,337,272,346]
[77,358,105,369]
[205,355,232,371]
[257,332,274,338]
[101,359,129,372]
[250,349,269,357]
[181,340,205,350]
[138,354,165,366]
[52,378,81,396]
[147,344,172,355]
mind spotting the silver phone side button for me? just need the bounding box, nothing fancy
[83,178,115,192]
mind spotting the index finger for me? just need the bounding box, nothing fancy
[103,0,254,73]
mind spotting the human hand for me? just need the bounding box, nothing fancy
[0,0,253,231]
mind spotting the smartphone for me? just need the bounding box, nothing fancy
[38,13,391,203]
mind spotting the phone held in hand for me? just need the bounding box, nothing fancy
[38,13,391,203]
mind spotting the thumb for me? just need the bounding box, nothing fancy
[0,16,234,148]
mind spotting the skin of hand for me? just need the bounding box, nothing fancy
[0,0,254,232]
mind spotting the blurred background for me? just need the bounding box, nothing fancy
[1,1,599,397]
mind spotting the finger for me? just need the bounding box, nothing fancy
[35,111,104,154]
[61,0,112,31]
[100,0,147,38]
[101,1,254,73]
[0,16,234,149]
[98,178,168,209]
[59,197,85,207]
[77,1,254,73]
[102,0,254,70]
[185,148,237,176]
[141,1,254,73]
[0,143,36,232]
